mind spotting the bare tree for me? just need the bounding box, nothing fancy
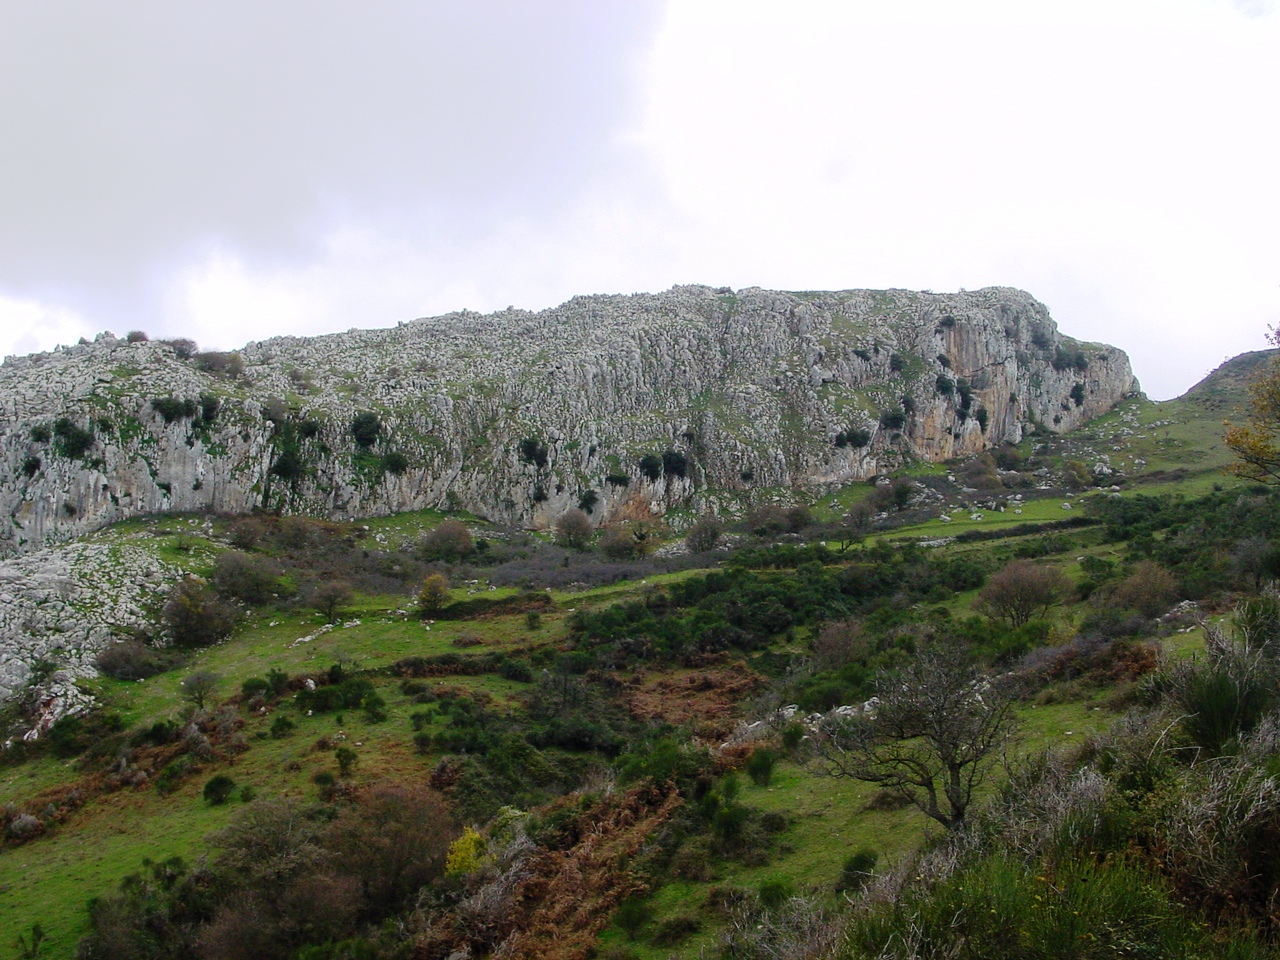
[553,508,594,550]
[685,514,723,554]
[180,670,222,710]
[974,559,1069,627]
[310,580,353,623]
[811,645,1019,830]
[1111,560,1179,618]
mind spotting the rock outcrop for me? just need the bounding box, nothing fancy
[0,285,1138,556]
[0,539,179,713]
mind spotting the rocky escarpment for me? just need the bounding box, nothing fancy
[0,285,1138,556]
[0,538,180,718]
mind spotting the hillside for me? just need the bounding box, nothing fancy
[0,285,1136,559]
[9,300,1280,960]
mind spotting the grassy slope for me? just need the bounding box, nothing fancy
[0,358,1260,958]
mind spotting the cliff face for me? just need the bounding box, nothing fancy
[0,285,1138,556]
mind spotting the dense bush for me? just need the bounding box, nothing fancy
[381,450,409,475]
[194,350,244,377]
[638,453,663,481]
[878,409,906,430]
[151,397,198,424]
[212,551,284,605]
[518,436,549,468]
[96,640,184,680]
[162,579,242,647]
[53,417,94,458]
[418,520,474,562]
[350,411,381,447]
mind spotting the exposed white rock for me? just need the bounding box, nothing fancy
[0,541,180,722]
[0,285,1137,557]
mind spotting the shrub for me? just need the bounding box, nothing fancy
[212,551,282,605]
[417,573,452,616]
[836,848,878,891]
[350,412,381,447]
[418,520,474,562]
[5,813,42,842]
[1165,653,1278,756]
[241,677,271,700]
[662,449,687,478]
[198,392,221,422]
[599,523,640,559]
[614,898,653,939]
[975,559,1069,627]
[151,397,197,424]
[96,640,179,680]
[335,747,358,778]
[125,329,149,342]
[1111,560,1179,617]
[203,774,237,805]
[846,427,872,448]
[605,472,630,487]
[444,825,486,876]
[363,691,388,723]
[879,409,907,430]
[29,424,51,443]
[650,913,701,947]
[180,670,221,709]
[578,488,599,512]
[270,716,295,738]
[53,418,94,458]
[380,450,409,475]
[310,580,353,623]
[745,748,776,787]
[638,453,663,481]
[757,879,795,911]
[194,351,244,378]
[162,337,198,358]
[21,456,40,478]
[518,436,549,468]
[163,579,241,647]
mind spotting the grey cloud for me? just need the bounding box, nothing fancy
[0,1,662,315]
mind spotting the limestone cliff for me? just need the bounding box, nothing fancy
[0,285,1138,556]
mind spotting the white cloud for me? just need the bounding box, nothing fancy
[0,294,97,361]
[2,0,1278,401]
[627,0,1280,397]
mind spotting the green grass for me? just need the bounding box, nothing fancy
[0,412,1242,960]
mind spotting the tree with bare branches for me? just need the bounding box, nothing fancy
[554,508,594,550]
[811,645,1019,830]
[975,559,1069,628]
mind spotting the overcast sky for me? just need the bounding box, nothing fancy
[1,0,1277,399]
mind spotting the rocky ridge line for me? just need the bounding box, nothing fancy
[0,285,1138,557]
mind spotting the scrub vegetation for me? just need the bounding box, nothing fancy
[6,351,1280,959]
